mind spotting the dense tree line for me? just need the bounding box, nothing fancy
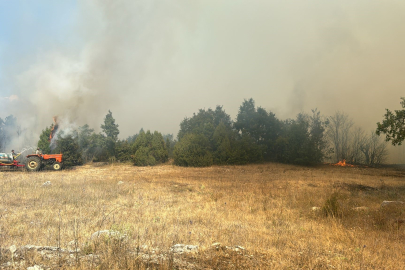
[173,99,330,166]
[37,110,171,167]
[0,97,392,168]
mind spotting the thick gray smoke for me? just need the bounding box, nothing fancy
[2,0,405,161]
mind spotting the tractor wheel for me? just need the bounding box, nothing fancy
[52,162,62,171]
[26,156,41,172]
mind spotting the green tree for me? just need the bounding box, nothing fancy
[132,130,168,166]
[229,133,263,164]
[115,140,133,162]
[100,110,119,157]
[88,133,109,161]
[37,125,52,154]
[163,134,176,158]
[307,109,329,163]
[177,106,232,142]
[173,133,213,167]
[176,106,233,166]
[212,122,233,164]
[234,99,282,161]
[377,97,405,145]
[77,124,95,162]
[54,132,82,167]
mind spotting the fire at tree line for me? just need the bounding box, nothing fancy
[0,98,404,168]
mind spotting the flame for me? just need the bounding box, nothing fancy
[333,159,355,167]
[49,116,59,142]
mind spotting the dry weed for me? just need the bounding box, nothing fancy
[0,163,404,269]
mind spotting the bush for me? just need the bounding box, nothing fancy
[115,140,132,162]
[322,192,343,218]
[132,130,168,166]
[173,134,213,167]
[54,133,82,167]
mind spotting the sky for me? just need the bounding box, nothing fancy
[1,0,405,160]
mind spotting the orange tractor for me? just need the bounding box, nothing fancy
[26,154,63,171]
[0,153,63,171]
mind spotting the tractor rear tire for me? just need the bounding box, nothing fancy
[53,162,62,171]
[26,156,41,172]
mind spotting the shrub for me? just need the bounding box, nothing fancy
[132,130,168,166]
[322,192,343,218]
[173,134,213,167]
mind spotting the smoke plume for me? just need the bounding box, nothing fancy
[2,0,405,161]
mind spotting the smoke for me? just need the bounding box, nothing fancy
[2,0,405,161]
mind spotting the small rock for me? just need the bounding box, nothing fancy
[117,181,124,185]
[226,245,245,252]
[170,244,198,254]
[9,245,16,254]
[212,242,222,250]
[27,265,44,270]
[90,230,126,241]
[67,240,78,251]
[353,206,369,211]
[381,201,404,207]
[42,181,51,187]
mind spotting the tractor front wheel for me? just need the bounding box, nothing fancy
[26,156,41,172]
[52,162,62,171]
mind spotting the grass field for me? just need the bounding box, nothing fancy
[0,162,404,269]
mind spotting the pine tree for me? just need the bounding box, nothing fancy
[100,110,119,157]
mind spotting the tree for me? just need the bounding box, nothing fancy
[377,97,405,145]
[115,140,133,162]
[173,133,213,167]
[307,109,330,163]
[176,106,233,166]
[37,125,52,154]
[177,105,232,142]
[54,132,82,167]
[101,110,120,157]
[234,99,282,161]
[360,131,388,165]
[77,124,95,162]
[327,112,354,162]
[132,130,168,166]
[212,122,233,164]
[163,134,176,158]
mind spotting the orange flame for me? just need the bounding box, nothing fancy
[333,159,355,167]
[49,116,58,142]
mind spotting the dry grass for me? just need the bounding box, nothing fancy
[0,162,405,269]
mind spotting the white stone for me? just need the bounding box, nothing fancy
[90,230,126,241]
[170,244,198,254]
[9,245,16,254]
[352,206,369,211]
[27,265,44,270]
[42,181,51,187]
[381,201,404,207]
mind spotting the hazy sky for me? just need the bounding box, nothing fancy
[1,0,405,150]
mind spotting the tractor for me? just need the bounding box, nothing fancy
[26,154,63,171]
[0,152,63,171]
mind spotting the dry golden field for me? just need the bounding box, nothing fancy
[0,162,405,269]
